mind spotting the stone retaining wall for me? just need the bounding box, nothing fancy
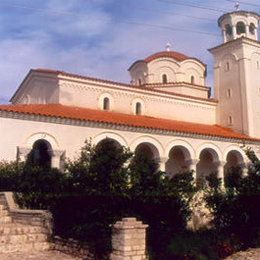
[50,236,94,259]
[0,192,53,235]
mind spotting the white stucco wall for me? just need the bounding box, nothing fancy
[0,116,256,168]
[211,38,260,137]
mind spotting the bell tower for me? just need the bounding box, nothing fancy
[209,9,260,138]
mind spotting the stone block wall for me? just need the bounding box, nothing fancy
[111,217,148,260]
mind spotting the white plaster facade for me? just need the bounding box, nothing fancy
[1,10,260,185]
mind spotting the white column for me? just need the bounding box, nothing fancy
[223,29,227,43]
[159,157,168,172]
[232,25,237,39]
[217,161,226,188]
[51,150,65,169]
[255,27,258,40]
[246,24,250,37]
[17,147,31,162]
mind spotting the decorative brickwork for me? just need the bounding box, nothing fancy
[111,217,148,260]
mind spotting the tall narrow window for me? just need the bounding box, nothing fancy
[249,23,256,35]
[103,97,110,111]
[236,21,246,35]
[226,62,230,71]
[135,102,142,115]
[227,88,231,98]
[191,75,195,84]
[228,116,233,125]
[225,24,232,36]
[138,79,142,86]
[162,74,168,84]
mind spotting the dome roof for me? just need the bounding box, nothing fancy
[144,51,189,63]
[128,50,206,71]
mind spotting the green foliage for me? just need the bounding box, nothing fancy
[0,161,24,191]
[66,138,132,195]
[206,148,260,248]
[2,138,197,258]
[224,167,243,189]
[129,151,162,196]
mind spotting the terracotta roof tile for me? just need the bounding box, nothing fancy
[0,104,258,142]
[144,51,188,62]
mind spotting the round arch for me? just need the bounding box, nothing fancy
[93,132,128,147]
[223,145,247,163]
[165,139,195,159]
[25,132,59,150]
[130,136,164,158]
[196,143,222,162]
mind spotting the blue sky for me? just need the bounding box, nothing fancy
[0,0,260,103]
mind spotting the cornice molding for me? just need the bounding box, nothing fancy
[0,110,258,145]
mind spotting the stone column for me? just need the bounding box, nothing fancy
[232,25,237,39]
[51,150,65,169]
[17,147,31,162]
[222,28,227,43]
[217,161,226,188]
[246,24,250,37]
[159,157,168,172]
[111,217,148,260]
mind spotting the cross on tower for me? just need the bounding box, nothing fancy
[166,42,171,52]
[235,2,240,11]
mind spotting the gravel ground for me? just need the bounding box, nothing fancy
[0,250,81,260]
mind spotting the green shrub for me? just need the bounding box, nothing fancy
[0,161,23,191]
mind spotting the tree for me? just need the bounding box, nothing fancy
[66,138,132,195]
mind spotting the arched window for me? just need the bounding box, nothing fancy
[27,139,52,168]
[249,23,256,35]
[236,22,246,35]
[162,74,168,84]
[228,116,233,125]
[226,61,230,71]
[103,97,110,111]
[225,24,232,36]
[191,76,195,84]
[135,102,142,115]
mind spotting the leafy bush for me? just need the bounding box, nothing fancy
[0,161,23,191]
[206,148,260,248]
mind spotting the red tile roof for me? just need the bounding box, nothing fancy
[144,51,189,63]
[0,104,258,142]
[128,51,206,70]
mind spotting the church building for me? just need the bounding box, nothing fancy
[1,10,260,185]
